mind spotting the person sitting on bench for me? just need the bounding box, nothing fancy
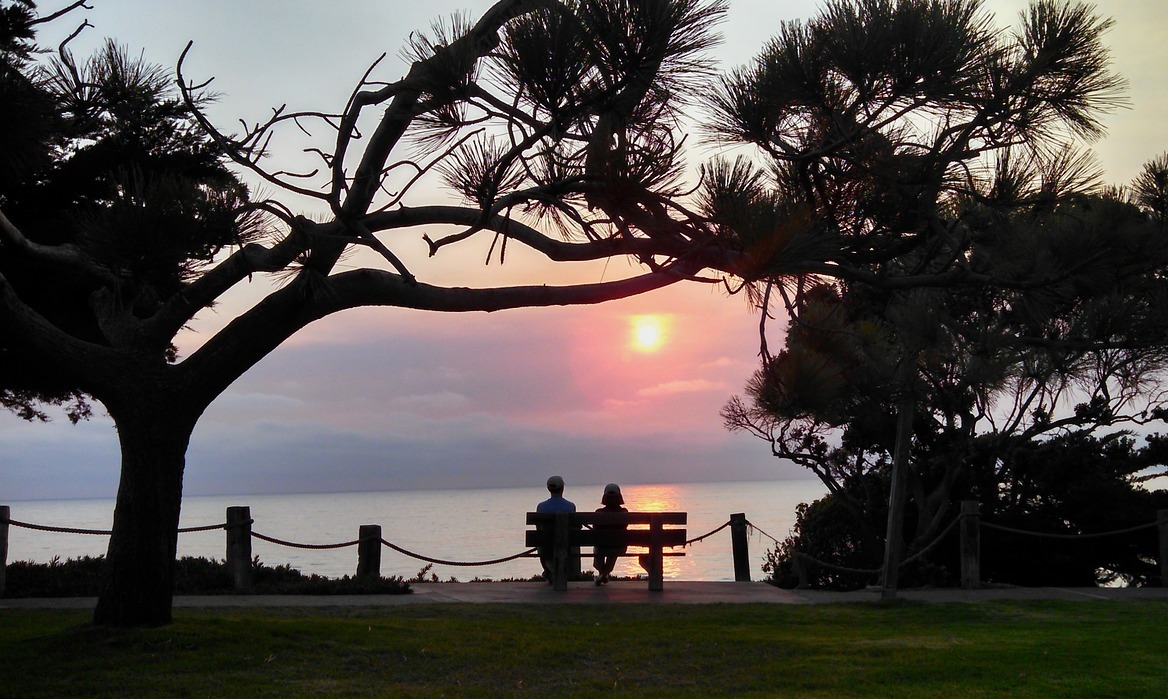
[536,475,575,582]
[592,483,628,586]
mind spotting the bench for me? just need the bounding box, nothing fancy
[525,511,687,591]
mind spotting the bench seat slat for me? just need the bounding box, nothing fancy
[525,529,687,548]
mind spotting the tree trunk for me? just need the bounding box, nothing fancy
[881,358,918,601]
[92,399,196,627]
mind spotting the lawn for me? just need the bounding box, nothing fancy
[2,601,1165,697]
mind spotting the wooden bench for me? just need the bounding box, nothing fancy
[526,511,687,591]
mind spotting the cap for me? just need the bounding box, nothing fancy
[602,483,624,505]
[546,475,565,491]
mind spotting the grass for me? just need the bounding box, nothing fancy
[2,600,1166,697]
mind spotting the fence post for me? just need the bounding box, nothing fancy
[1,505,9,597]
[1159,510,1168,587]
[730,512,751,582]
[356,524,382,580]
[226,506,253,592]
[960,500,980,590]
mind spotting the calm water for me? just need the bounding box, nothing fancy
[3,480,826,582]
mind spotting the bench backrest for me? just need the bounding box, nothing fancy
[525,511,687,548]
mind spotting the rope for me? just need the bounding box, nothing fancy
[178,522,229,534]
[743,520,783,546]
[980,519,1162,540]
[684,521,730,546]
[793,551,882,576]
[900,517,960,565]
[380,539,537,567]
[794,516,963,576]
[2,518,111,535]
[251,531,360,550]
[4,518,232,536]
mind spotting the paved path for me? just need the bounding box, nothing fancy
[4,581,1167,609]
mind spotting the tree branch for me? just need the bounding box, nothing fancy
[0,208,117,286]
[342,0,564,218]
[178,258,699,404]
[361,204,726,265]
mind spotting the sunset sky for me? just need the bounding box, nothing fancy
[2,0,1166,501]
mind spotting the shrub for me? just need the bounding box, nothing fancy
[3,556,410,597]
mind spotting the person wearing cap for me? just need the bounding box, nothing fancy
[592,483,628,585]
[536,476,576,581]
[537,476,575,513]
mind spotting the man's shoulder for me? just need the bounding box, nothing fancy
[537,497,576,513]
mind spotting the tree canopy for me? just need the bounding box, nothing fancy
[712,0,1168,588]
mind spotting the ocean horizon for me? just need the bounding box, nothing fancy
[3,479,828,582]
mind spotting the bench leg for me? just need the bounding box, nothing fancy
[647,548,664,591]
[648,518,664,591]
[553,553,569,591]
[553,512,570,591]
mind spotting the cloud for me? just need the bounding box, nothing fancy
[387,391,474,416]
[637,379,728,398]
[178,416,806,497]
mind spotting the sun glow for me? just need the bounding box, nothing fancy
[630,315,665,352]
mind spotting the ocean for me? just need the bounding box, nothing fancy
[3,479,827,582]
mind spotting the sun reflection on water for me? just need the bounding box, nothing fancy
[621,483,682,512]
[605,484,686,579]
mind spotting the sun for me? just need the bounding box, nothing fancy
[630,315,665,352]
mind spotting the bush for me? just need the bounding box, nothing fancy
[3,556,410,597]
[3,556,106,597]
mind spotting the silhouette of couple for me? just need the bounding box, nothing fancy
[536,476,627,585]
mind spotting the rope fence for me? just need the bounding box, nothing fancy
[980,520,1162,539]
[10,501,1160,594]
[0,506,758,592]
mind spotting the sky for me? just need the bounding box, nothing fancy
[2,0,1166,501]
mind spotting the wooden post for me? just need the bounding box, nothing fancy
[1,505,9,597]
[553,512,570,591]
[356,524,382,580]
[730,512,751,582]
[226,506,253,592]
[648,514,665,591]
[1159,510,1168,588]
[960,501,981,590]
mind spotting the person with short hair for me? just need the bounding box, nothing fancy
[592,483,628,586]
[537,476,575,513]
[536,476,576,581]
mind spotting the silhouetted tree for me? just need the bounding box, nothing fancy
[703,0,1168,590]
[728,180,1168,588]
[2,0,738,626]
